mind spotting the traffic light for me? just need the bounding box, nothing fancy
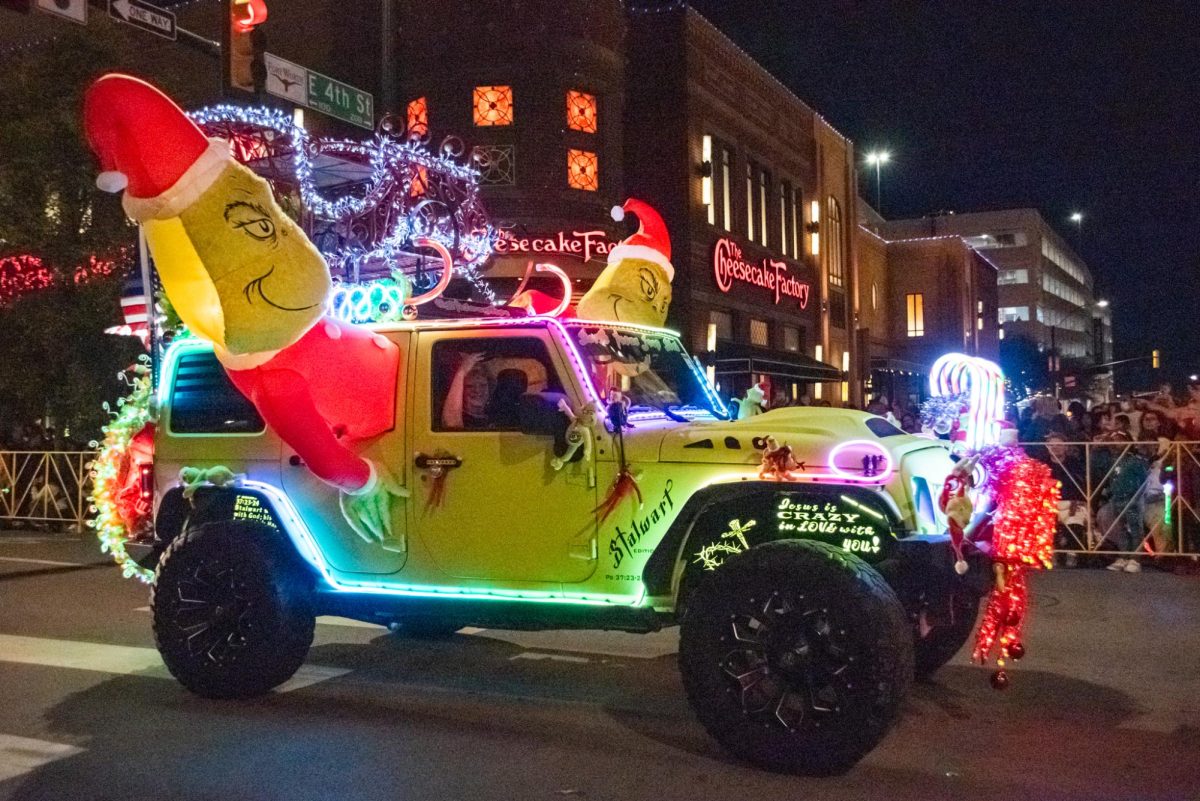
[226,0,268,94]
[1152,349,1161,370]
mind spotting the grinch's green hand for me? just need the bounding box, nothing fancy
[339,461,409,547]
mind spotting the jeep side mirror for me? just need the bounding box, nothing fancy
[606,399,628,431]
[516,392,570,438]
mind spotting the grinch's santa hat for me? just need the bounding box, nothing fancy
[609,198,673,281]
[83,73,232,222]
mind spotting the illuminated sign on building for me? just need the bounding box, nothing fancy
[713,237,811,308]
[496,230,614,262]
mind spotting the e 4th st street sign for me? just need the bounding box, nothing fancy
[108,0,176,41]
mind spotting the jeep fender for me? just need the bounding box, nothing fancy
[641,481,904,601]
[151,485,303,571]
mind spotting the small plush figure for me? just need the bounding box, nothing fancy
[83,73,408,545]
[759,436,800,481]
[735,383,767,420]
[551,399,597,471]
[575,198,673,327]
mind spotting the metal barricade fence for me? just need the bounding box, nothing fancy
[0,451,94,531]
[1020,440,1200,558]
[2,444,1198,556]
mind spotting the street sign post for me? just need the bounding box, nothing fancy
[108,0,175,41]
[263,53,307,105]
[306,70,373,130]
[35,0,87,25]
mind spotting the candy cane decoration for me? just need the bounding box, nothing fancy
[929,353,1005,452]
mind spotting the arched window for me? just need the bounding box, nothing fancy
[827,197,844,288]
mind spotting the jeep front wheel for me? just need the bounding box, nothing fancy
[152,521,315,699]
[678,539,913,775]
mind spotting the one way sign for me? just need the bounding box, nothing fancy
[108,0,176,41]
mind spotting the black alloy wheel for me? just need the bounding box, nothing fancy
[152,521,315,699]
[679,539,913,775]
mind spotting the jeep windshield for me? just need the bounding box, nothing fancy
[567,323,729,420]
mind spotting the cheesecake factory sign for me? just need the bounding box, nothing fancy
[713,237,811,308]
[495,230,615,262]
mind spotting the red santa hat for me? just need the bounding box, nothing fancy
[609,198,673,281]
[83,73,233,221]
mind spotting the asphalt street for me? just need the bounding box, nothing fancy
[1,533,1198,801]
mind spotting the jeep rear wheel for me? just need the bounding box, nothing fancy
[152,522,315,699]
[678,539,913,775]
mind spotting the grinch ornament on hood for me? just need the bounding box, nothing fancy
[575,199,673,327]
[83,73,415,547]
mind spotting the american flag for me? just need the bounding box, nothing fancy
[105,267,151,347]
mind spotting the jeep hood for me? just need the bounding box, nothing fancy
[631,407,949,475]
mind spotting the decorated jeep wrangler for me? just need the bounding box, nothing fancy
[144,316,980,775]
[83,74,1056,776]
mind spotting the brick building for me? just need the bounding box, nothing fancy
[396,0,855,405]
[880,208,1111,365]
[857,202,1000,406]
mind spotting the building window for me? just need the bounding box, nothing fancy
[566,90,597,133]
[759,168,770,248]
[999,305,1030,323]
[997,268,1029,285]
[473,85,513,126]
[566,149,598,191]
[750,318,770,347]
[906,293,925,337]
[719,145,732,231]
[779,181,793,257]
[793,188,803,257]
[745,162,755,241]
[783,325,801,352]
[406,97,428,140]
[709,310,733,343]
[827,197,844,288]
[472,145,516,185]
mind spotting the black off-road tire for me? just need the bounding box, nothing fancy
[913,591,981,678]
[679,539,914,775]
[151,521,315,699]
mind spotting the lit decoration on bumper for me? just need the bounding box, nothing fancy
[89,357,156,583]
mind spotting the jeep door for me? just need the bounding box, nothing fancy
[278,330,410,575]
[410,327,597,583]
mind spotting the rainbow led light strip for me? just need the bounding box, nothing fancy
[239,480,646,606]
[929,353,1005,451]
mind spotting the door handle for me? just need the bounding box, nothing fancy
[415,453,463,474]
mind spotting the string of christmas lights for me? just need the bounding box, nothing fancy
[188,105,498,304]
[88,359,156,583]
[0,252,126,305]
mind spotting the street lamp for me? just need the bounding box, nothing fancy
[864,150,890,212]
[1096,298,1109,308]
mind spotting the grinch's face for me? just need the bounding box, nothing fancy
[144,162,330,355]
[576,257,671,327]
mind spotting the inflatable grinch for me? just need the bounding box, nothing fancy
[575,199,673,327]
[83,73,408,545]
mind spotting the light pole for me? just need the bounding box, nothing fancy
[864,150,890,213]
[1069,211,1084,245]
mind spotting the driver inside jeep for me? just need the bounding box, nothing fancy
[83,73,409,547]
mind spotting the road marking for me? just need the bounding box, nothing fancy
[316,616,386,629]
[0,734,85,783]
[0,556,84,567]
[0,634,347,693]
[510,652,590,664]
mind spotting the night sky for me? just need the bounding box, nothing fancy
[688,1,1200,390]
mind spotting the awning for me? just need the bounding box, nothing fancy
[714,342,844,382]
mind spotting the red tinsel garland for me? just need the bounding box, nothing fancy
[973,454,1060,687]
